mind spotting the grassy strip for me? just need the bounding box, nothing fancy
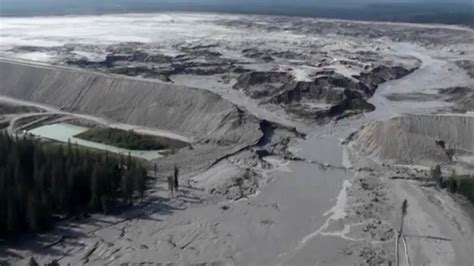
[43,141,147,165]
[75,128,187,151]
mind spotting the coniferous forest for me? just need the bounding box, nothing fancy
[431,165,474,205]
[440,175,474,204]
[0,132,148,238]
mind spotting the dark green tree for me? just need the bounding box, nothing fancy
[0,133,150,238]
[28,257,39,266]
[121,169,134,205]
[135,166,147,202]
[447,177,458,193]
[46,259,59,266]
[173,165,179,192]
[90,167,101,211]
[431,164,442,185]
[26,191,40,232]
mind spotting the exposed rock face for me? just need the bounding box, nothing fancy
[269,73,364,105]
[242,48,274,62]
[351,114,474,166]
[233,65,417,121]
[65,56,233,81]
[233,71,293,99]
[0,60,262,146]
[355,65,414,92]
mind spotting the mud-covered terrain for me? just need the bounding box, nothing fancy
[1,13,473,265]
[0,14,435,123]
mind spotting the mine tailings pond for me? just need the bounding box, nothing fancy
[28,123,163,160]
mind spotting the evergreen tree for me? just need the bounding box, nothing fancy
[7,193,20,235]
[173,165,179,192]
[447,177,458,193]
[121,169,134,205]
[0,134,150,238]
[67,139,73,159]
[127,152,132,169]
[135,166,147,202]
[46,259,59,266]
[28,257,39,266]
[90,167,101,211]
[26,190,45,232]
[100,195,109,214]
[400,199,408,234]
[431,164,442,185]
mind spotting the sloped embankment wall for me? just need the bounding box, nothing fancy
[0,60,262,145]
[352,114,474,165]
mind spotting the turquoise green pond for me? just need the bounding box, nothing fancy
[28,123,163,160]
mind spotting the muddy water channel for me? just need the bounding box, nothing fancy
[128,131,354,265]
[28,123,164,160]
[222,130,353,264]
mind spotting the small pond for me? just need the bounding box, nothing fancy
[28,123,163,160]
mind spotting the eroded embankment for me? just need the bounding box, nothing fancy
[232,64,419,121]
[0,60,261,145]
[351,114,474,166]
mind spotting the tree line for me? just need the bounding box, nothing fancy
[431,165,474,204]
[75,128,187,151]
[0,132,148,238]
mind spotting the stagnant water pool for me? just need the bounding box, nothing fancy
[28,123,163,160]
